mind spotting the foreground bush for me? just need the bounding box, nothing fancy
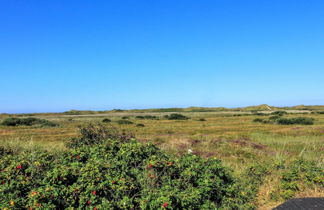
[0,124,253,209]
[1,117,58,127]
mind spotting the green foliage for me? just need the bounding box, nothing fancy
[102,118,111,123]
[268,115,281,121]
[165,113,189,120]
[271,159,324,200]
[271,111,288,116]
[1,117,58,127]
[121,116,129,119]
[198,118,206,121]
[252,118,265,123]
[135,115,158,120]
[116,120,133,125]
[253,116,314,125]
[0,124,253,209]
[65,123,134,148]
[276,117,314,125]
[136,123,145,127]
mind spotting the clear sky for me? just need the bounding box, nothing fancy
[1,0,323,113]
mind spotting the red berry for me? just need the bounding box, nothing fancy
[16,165,22,169]
[91,190,96,195]
[87,200,91,205]
[93,207,97,210]
[162,202,168,208]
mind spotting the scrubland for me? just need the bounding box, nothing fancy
[0,106,323,209]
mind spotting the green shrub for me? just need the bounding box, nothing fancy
[1,117,58,127]
[198,118,206,121]
[116,120,133,125]
[253,118,264,123]
[121,116,129,119]
[271,111,288,116]
[165,113,189,120]
[136,123,145,127]
[135,116,145,119]
[66,123,134,148]
[0,124,253,209]
[135,115,158,120]
[276,117,314,125]
[272,159,324,200]
[269,115,281,121]
[102,118,111,123]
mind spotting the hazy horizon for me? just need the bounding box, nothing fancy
[2,103,324,114]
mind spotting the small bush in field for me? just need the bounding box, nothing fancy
[116,119,133,125]
[1,117,58,127]
[121,116,129,119]
[276,117,314,125]
[102,118,111,123]
[135,115,158,120]
[271,111,288,116]
[165,113,189,120]
[253,118,264,123]
[66,123,134,148]
[269,115,281,121]
[136,123,145,127]
[253,116,314,125]
[198,118,206,121]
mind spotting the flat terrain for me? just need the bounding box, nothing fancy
[0,109,323,209]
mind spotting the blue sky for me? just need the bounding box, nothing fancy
[1,0,323,113]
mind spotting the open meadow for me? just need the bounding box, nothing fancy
[0,106,323,209]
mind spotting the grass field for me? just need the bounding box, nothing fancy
[0,107,323,209]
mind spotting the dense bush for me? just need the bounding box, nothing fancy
[276,117,314,125]
[165,113,189,120]
[102,118,111,123]
[135,115,158,120]
[66,124,134,148]
[1,117,58,127]
[116,120,133,125]
[271,111,288,116]
[136,123,145,127]
[0,124,253,209]
[121,116,129,119]
[252,118,265,123]
[198,118,206,121]
[253,116,314,125]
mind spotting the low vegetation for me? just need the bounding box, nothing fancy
[164,113,189,120]
[102,118,111,123]
[0,124,253,209]
[253,117,314,125]
[135,115,159,120]
[116,120,133,125]
[0,107,323,209]
[1,117,58,127]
